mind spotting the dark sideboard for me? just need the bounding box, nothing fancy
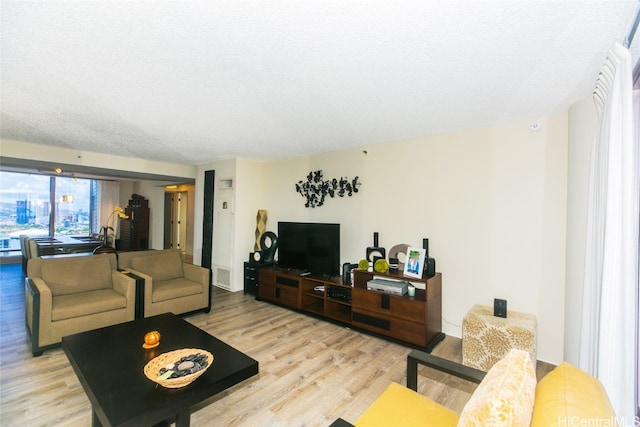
[257,267,444,351]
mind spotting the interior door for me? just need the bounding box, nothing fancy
[164,192,188,253]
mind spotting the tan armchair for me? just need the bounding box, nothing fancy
[118,249,211,318]
[25,253,136,356]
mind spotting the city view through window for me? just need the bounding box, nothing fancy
[0,171,96,253]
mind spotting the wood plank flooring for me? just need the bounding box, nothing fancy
[0,263,553,426]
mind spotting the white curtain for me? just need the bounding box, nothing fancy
[98,181,120,243]
[579,42,639,422]
[635,88,640,420]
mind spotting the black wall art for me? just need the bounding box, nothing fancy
[295,170,362,208]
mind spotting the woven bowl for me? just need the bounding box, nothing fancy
[144,348,213,389]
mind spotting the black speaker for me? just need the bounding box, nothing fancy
[494,298,507,318]
[422,238,436,278]
[366,232,386,261]
[388,257,399,273]
[342,263,357,285]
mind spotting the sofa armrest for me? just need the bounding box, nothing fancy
[407,349,486,391]
[111,271,136,299]
[328,419,354,427]
[127,269,153,310]
[183,263,209,286]
[25,277,52,322]
[25,277,52,356]
[330,351,485,426]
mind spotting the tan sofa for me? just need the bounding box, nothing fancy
[332,348,616,427]
[25,254,136,356]
[117,249,211,318]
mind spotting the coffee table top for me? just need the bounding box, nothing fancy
[62,313,259,427]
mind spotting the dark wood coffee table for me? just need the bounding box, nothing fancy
[62,313,259,427]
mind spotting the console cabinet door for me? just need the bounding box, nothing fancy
[258,269,276,302]
[244,263,258,296]
[273,285,299,308]
[352,308,428,347]
[351,288,428,347]
[258,269,300,308]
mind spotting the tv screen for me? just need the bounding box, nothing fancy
[277,222,340,277]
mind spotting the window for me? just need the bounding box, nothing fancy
[0,171,99,254]
[54,176,92,235]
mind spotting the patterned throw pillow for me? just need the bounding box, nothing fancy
[457,348,536,427]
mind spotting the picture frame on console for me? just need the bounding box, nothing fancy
[403,247,425,278]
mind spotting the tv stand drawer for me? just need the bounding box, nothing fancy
[352,308,428,347]
[352,288,425,323]
[258,282,300,308]
[276,276,299,288]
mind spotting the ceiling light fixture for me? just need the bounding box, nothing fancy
[59,194,74,203]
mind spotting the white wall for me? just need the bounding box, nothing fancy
[233,114,569,364]
[565,96,598,365]
[234,158,267,287]
[192,158,267,292]
[195,160,236,289]
[0,139,196,179]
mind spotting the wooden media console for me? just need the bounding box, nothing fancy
[257,267,444,351]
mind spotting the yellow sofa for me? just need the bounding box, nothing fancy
[332,348,616,427]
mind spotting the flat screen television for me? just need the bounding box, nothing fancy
[277,222,340,277]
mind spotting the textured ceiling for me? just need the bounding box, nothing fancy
[2,1,639,166]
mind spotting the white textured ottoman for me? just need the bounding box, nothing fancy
[462,304,537,371]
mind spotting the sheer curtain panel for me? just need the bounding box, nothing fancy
[98,181,120,239]
[635,89,640,420]
[579,42,639,423]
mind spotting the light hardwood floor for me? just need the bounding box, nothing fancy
[0,263,552,426]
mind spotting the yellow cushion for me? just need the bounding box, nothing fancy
[354,382,459,427]
[530,362,615,427]
[457,348,536,427]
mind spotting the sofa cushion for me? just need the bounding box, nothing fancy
[52,289,127,321]
[354,382,459,427]
[130,251,183,282]
[152,278,203,303]
[457,348,536,427]
[41,256,113,296]
[530,362,615,427]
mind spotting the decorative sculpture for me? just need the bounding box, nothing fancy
[295,170,361,208]
[254,210,267,250]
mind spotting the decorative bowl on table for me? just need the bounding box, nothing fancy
[144,348,213,389]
